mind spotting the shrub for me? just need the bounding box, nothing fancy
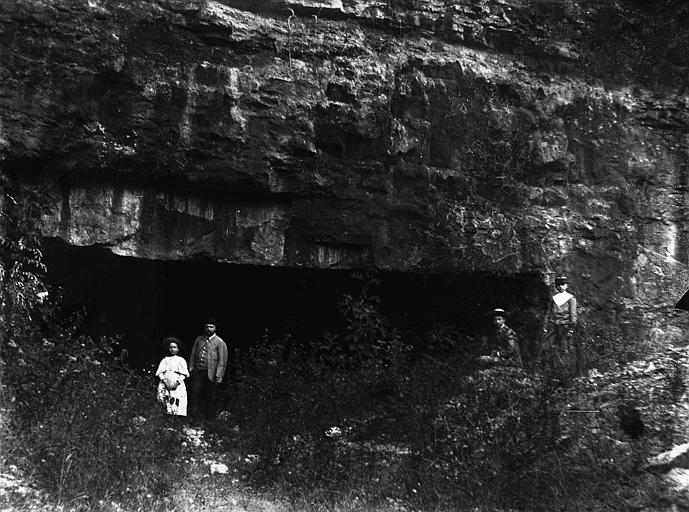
[215,278,413,495]
[405,366,553,506]
[2,319,186,509]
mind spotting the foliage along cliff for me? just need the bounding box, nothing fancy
[3,0,689,338]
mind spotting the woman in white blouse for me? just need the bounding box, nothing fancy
[155,337,190,417]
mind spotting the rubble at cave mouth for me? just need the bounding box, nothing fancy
[42,237,547,368]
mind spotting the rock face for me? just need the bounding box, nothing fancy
[647,444,689,510]
[3,0,689,336]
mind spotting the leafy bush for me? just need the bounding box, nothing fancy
[0,180,48,347]
[213,280,413,495]
[1,315,185,509]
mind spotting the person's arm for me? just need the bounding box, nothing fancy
[155,358,167,378]
[215,340,228,383]
[189,338,199,373]
[569,296,577,325]
[178,357,190,378]
[543,298,553,331]
[506,329,523,367]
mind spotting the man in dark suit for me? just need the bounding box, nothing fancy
[479,309,524,368]
[491,308,523,368]
[188,318,228,419]
[543,276,577,354]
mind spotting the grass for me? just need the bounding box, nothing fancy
[0,285,683,511]
[0,337,674,512]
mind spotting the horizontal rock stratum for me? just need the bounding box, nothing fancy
[3,0,689,335]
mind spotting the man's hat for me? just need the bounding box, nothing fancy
[554,276,568,285]
[204,317,217,326]
[492,308,507,317]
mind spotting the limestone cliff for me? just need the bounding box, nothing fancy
[3,0,689,338]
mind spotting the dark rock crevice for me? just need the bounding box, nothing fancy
[42,237,547,369]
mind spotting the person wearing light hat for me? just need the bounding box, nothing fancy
[543,276,577,357]
[189,317,228,419]
[489,308,523,368]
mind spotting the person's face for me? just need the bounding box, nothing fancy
[493,316,505,328]
[204,323,217,336]
[168,342,179,356]
[556,282,568,293]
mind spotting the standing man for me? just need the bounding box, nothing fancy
[487,308,523,368]
[189,318,228,419]
[543,276,577,365]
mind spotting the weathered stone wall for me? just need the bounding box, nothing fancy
[3,0,689,337]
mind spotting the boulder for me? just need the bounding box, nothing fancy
[647,443,689,471]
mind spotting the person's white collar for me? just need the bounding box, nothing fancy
[552,291,573,307]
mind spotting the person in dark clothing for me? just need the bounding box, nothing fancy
[188,318,228,420]
[480,308,523,368]
[543,276,577,354]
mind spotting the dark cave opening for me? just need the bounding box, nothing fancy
[42,238,548,369]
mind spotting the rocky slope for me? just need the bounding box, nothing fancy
[2,0,689,339]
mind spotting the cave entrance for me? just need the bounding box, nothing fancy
[42,238,548,368]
